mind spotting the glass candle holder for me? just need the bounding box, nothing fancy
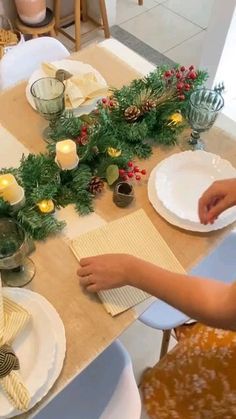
[30,77,65,143]
[0,218,35,287]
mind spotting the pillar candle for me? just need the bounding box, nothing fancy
[0,174,24,204]
[56,140,79,170]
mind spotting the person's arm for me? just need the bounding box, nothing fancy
[130,258,236,330]
[78,254,236,331]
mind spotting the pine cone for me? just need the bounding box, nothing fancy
[124,105,141,122]
[141,99,157,113]
[88,176,104,195]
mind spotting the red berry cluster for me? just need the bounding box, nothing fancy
[164,65,197,101]
[76,125,88,145]
[119,161,146,181]
[101,97,115,108]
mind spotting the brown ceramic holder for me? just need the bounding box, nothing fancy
[113,182,134,208]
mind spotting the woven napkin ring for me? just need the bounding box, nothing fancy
[56,69,73,82]
[0,344,20,378]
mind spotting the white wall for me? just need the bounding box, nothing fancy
[200,0,236,128]
[200,0,236,88]
[87,0,116,26]
[0,0,16,21]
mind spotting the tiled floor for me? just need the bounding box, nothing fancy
[116,0,215,66]
[57,2,214,418]
[60,0,215,67]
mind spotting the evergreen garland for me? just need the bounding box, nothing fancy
[0,64,208,240]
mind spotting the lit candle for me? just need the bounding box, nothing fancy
[56,140,79,170]
[0,174,24,204]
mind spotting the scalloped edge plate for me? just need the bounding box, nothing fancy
[1,288,66,418]
[155,150,236,223]
[148,163,236,232]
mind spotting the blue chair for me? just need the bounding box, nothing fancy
[139,230,236,358]
[35,340,141,419]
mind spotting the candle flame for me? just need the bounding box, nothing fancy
[62,145,71,152]
[0,179,9,187]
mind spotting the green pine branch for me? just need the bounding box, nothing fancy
[0,63,208,240]
[0,197,11,217]
[17,206,65,240]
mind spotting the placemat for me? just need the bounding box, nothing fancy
[71,209,185,316]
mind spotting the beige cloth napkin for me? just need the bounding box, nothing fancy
[71,209,185,316]
[0,278,31,411]
[41,62,108,108]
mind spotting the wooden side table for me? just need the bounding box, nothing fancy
[54,0,110,51]
[15,15,56,39]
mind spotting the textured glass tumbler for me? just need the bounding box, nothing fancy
[185,89,224,151]
[0,218,35,287]
[30,77,65,143]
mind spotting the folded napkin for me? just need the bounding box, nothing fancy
[71,209,185,316]
[41,62,108,108]
[0,278,31,411]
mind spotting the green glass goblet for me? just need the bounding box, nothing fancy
[184,88,224,151]
[30,77,65,143]
[0,218,35,287]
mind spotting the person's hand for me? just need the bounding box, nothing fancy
[77,254,137,292]
[198,178,236,224]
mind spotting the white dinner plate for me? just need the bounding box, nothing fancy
[148,163,236,232]
[26,59,108,116]
[156,150,236,223]
[1,288,66,418]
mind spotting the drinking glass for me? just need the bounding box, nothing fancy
[184,89,224,150]
[0,218,35,287]
[30,77,65,143]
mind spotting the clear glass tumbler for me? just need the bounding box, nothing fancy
[0,218,35,287]
[30,77,65,143]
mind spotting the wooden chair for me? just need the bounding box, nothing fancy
[54,0,110,51]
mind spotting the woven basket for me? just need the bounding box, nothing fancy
[0,15,24,59]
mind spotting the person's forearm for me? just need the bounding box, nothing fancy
[129,259,236,330]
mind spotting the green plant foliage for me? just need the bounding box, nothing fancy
[106,165,119,186]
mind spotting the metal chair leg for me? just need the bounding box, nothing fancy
[159,329,171,360]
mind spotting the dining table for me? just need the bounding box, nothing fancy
[1,38,236,418]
